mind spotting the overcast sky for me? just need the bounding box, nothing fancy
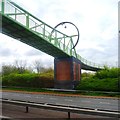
[0,0,119,69]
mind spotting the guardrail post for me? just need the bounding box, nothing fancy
[25,106,29,113]
[68,112,70,119]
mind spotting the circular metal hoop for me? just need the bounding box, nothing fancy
[51,22,80,49]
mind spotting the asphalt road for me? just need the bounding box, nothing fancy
[1,91,119,111]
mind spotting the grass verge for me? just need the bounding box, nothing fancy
[2,87,120,97]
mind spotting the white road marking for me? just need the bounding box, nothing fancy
[100,102,110,104]
[81,100,91,103]
[64,99,73,102]
[50,98,57,100]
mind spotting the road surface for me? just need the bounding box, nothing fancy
[1,91,119,112]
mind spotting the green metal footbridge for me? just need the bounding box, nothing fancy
[0,0,103,71]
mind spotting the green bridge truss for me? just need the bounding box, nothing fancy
[0,0,104,71]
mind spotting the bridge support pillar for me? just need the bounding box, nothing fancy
[54,57,81,89]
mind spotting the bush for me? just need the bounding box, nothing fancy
[2,73,54,88]
[76,77,119,92]
[94,68,120,79]
[76,67,119,92]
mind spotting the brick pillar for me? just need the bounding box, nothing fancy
[54,57,81,89]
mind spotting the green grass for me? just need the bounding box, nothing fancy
[3,87,50,92]
[2,87,120,97]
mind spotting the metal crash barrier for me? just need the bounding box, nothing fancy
[1,99,120,119]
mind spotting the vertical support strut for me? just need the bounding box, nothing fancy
[26,14,29,28]
[25,106,29,113]
[2,0,5,14]
[70,38,73,56]
[68,112,71,119]
[15,8,17,20]
[54,30,58,46]
[43,24,45,38]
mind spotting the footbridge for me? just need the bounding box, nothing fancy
[0,0,104,89]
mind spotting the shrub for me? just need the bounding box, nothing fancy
[76,67,119,92]
[94,68,120,79]
[76,77,119,92]
[2,73,54,88]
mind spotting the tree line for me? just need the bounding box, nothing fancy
[1,60,53,76]
[1,60,54,88]
[1,60,119,92]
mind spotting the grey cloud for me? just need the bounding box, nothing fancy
[78,38,118,66]
[24,49,43,57]
[0,48,13,57]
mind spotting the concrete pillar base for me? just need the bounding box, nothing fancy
[54,57,81,89]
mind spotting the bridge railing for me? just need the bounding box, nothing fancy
[0,0,74,53]
[0,0,103,69]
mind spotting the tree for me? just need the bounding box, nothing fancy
[14,60,27,74]
[2,64,18,76]
[33,60,42,73]
[43,67,54,73]
[33,60,54,73]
